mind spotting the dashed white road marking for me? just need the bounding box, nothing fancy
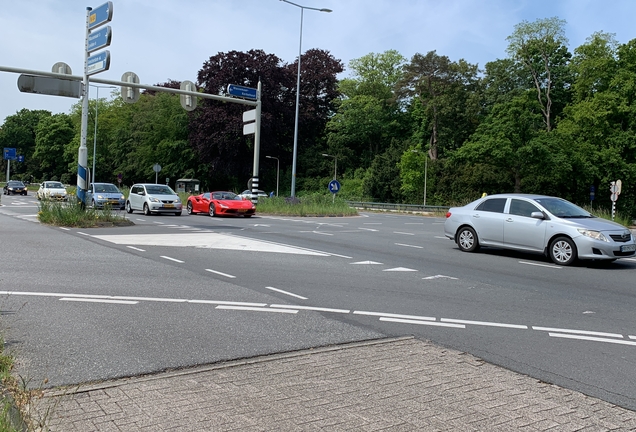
[60,298,138,305]
[161,256,184,263]
[127,246,146,252]
[353,311,435,321]
[395,243,423,249]
[265,287,307,300]
[548,333,636,346]
[532,326,623,338]
[358,228,378,232]
[380,317,465,328]
[216,305,298,314]
[205,269,236,278]
[422,275,458,280]
[350,261,383,265]
[393,232,414,235]
[434,236,447,239]
[441,318,527,329]
[271,305,349,314]
[383,267,417,272]
[519,261,562,269]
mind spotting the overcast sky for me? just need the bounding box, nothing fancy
[1,0,636,123]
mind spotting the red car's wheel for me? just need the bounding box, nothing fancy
[187,201,195,215]
[208,203,217,217]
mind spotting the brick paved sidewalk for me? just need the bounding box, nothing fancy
[32,337,636,431]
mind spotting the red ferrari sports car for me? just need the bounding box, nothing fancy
[186,191,256,217]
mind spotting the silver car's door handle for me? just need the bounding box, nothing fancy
[472,214,480,218]
[505,218,513,222]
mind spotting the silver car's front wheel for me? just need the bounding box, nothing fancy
[457,227,479,252]
[549,237,577,266]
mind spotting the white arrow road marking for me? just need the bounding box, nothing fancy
[265,287,307,300]
[383,267,417,272]
[350,261,383,265]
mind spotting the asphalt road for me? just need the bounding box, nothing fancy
[1,193,636,411]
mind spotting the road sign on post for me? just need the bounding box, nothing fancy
[89,2,113,30]
[87,26,112,53]
[243,109,256,135]
[227,84,257,100]
[180,80,197,111]
[121,72,141,103]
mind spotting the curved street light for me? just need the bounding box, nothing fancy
[280,0,332,197]
[410,149,428,207]
[322,153,337,181]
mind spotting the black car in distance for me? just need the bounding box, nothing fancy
[2,180,27,195]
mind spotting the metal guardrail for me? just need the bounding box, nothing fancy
[346,201,450,214]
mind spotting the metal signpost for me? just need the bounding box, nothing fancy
[610,180,622,220]
[234,84,262,203]
[4,148,17,182]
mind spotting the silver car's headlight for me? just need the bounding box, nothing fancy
[577,229,608,242]
[175,198,181,204]
[149,197,161,203]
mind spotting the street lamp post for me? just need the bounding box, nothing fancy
[91,84,116,184]
[280,0,332,198]
[322,153,337,180]
[265,155,280,197]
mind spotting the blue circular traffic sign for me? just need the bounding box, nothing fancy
[328,180,341,194]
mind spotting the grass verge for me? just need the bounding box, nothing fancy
[38,199,134,228]
[255,194,358,217]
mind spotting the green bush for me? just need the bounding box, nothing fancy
[255,193,358,217]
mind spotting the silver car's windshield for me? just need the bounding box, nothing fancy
[534,197,594,218]
[46,182,64,189]
[146,186,175,195]
[95,184,120,193]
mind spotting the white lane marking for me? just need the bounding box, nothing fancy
[60,298,138,305]
[404,223,424,225]
[153,221,164,225]
[422,275,458,280]
[434,236,447,239]
[441,318,527,329]
[363,223,381,225]
[59,227,71,231]
[630,336,636,340]
[383,267,418,272]
[127,246,146,252]
[111,296,187,303]
[265,287,308,300]
[394,232,414,235]
[311,231,333,236]
[91,232,331,256]
[380,317,465,328]
[135,218,147,222]
[533,326,623,338]
[395,243,423,249]
[189,300,267,306]
[519,261,562,269]
[353,311,435,321]
[350,261,383,265]
[358,228,378,232]
[78,232,90,236]
[271,305,349,314]
[161,256,184,263]
[548,333,636,346]
[205,269,236,279]
[216,305,298,314]
[253,224,271,227]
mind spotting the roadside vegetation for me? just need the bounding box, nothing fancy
[37,198,132,228]
[255,194,358,217]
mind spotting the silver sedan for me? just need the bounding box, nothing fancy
[444,193,636,265]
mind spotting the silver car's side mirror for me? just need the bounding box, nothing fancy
[531,211,545,220]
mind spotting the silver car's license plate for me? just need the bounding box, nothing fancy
[620,244,636,252]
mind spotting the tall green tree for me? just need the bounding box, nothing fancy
[32,113,75,182]
[506,17,571,131]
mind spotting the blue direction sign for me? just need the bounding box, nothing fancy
[227,84,257,100]
[88,26,112,53]
[3,148,17,161]
[87,50,111,76]
[89,2,113,30]
[328,179,341,194]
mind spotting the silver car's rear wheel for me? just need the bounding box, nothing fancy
[457,227,479,252]
[549,236,577,266]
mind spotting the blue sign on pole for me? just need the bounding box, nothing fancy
[89,1,113,30]
[227,84,257,100]
[17,155,24,163]
[87,26,112,53]
[328,180,341,194]
[87,50,111,76]
[3,148,17,161]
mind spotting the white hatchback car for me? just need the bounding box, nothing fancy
[126,183,182,216]
[37,181,68,201]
